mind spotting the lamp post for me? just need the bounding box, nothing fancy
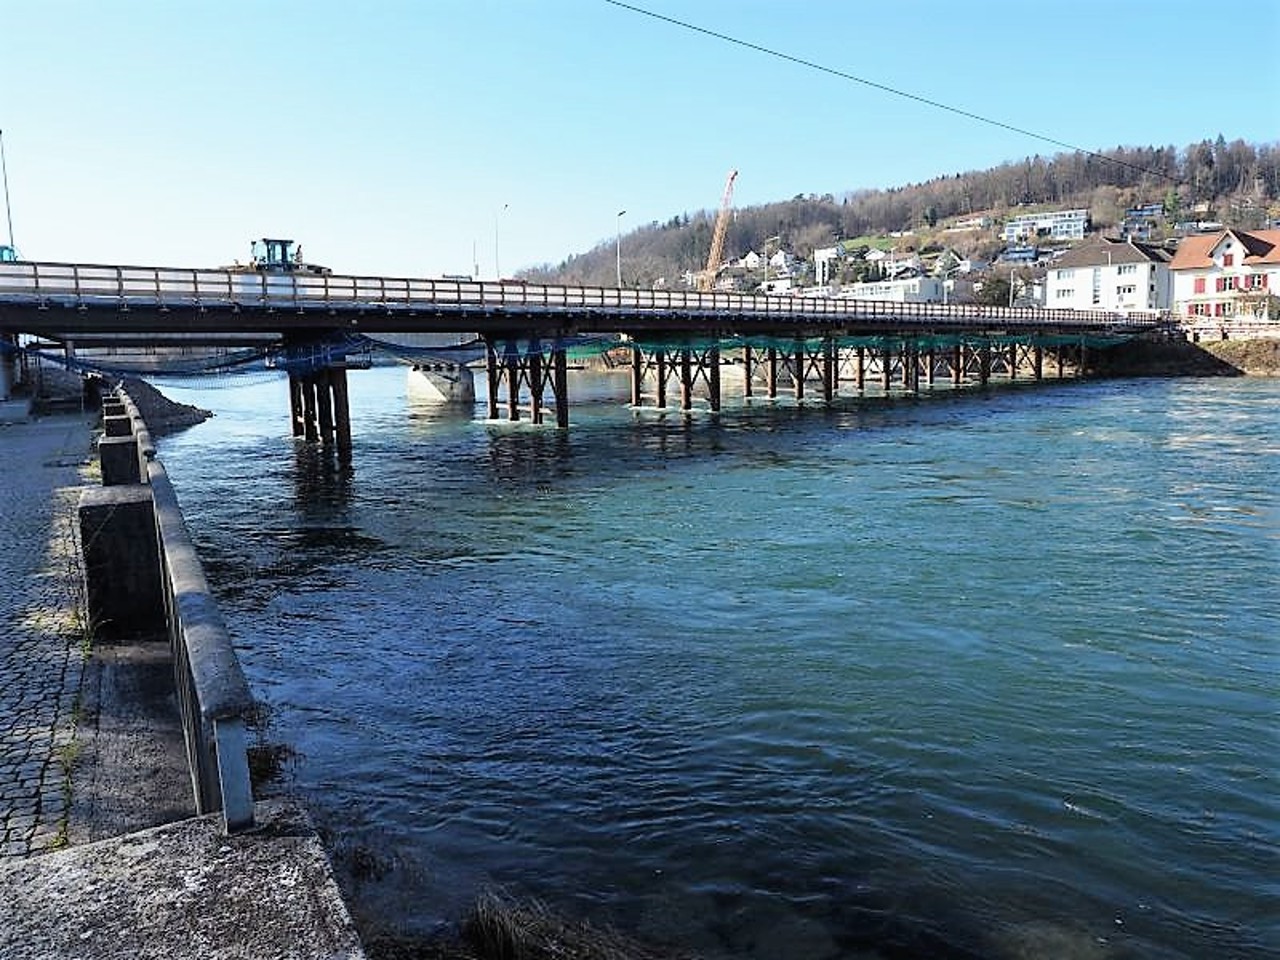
[0,129,15,253]
[616,209,626,287]
[494,203,509,280]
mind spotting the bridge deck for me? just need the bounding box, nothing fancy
[0,261,1163,340]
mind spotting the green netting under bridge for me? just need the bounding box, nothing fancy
[620,332,1131,354]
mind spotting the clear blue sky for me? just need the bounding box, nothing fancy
[3,0,1277,278]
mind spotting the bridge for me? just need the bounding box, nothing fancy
[0,259,1164,459]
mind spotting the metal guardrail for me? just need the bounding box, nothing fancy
[113,387,256,833]
[0,260,1166,332]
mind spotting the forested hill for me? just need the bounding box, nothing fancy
[522,137,1279,288]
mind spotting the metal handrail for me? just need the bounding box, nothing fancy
[0,259,1167,331]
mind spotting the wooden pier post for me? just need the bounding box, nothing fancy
[553,347,569,429]
[766,347,778,399]
[485,342,500,420]
[316,370,335,444]
[856,347,865,392]
[926,349,936,387]
[656,350,668,408]
[630,347,643,407]
[881,349,892,392]
[331,366,352,463]
[505,344,521,421]
[680,348,693,411]
[529,350,544,424]
[953,344,963,386]
[979,345,991,385]
[822,338,835,403]
[288,375,305,438]
[1033,344,1044,380]
[742,345,754,399]
[792,344,805,401]
[301,376,319,443]
[709,346,722,412]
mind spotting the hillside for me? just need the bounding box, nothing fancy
[521,137,1280,289]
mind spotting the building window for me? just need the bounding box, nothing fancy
[1117,285,1136,296]
[1056,269,1072,280]
[1194,277,1206,294]
[1118,264,1137,275]
[1223,253,1234,267]
[1056,288,1074,299]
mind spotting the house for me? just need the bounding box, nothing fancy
[1170,228,1280,334]
[1044,237,1173,313]
[738,251,762,271]
[1002,208,1090,243]
[837,275,943,303]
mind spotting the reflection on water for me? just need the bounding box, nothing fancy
[154,370,1280,960]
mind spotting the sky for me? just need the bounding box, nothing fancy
[2,0,1278,278]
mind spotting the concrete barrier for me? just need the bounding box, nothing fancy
[78,486,165,639]
[79,386,257,834]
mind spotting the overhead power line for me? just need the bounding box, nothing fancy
[603,0,1181,185]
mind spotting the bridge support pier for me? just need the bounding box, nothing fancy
[288,368,353,463]
[629,343,723,412]
[485,336,570,427]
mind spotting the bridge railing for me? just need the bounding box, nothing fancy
[0,260,1165,331]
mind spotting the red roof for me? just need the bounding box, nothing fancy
[1170,229,1280,270]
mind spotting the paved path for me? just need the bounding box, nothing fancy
[0,412,96,857]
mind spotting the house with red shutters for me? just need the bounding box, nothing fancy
[1170,228,1280,337]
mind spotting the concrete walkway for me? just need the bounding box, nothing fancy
[0,800,365,960]
[0,411,97,856]
[1,408,368,958]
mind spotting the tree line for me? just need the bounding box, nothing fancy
[522,137,1279,289]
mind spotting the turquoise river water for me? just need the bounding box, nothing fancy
[153,368,1277,960]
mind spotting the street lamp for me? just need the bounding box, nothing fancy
[616,209,626,287]
[0,129,15,253]
[494,203,509,280]
[762,234,780,291]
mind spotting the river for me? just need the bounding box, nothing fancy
[153,366,1277,959]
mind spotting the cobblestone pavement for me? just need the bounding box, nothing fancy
[0,413,96,857]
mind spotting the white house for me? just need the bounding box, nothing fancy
[1043,237,1173,313]
[1170,228,1280,315]
[838,275,943,303]
[1170,228,1280,335]
[1003,208,1090,243]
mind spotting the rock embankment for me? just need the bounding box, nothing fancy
[117,377,212,434]
[1088,337,1280,377]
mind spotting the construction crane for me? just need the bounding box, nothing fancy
[697,169,738,292]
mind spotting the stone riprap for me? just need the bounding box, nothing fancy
[0,412,96,857]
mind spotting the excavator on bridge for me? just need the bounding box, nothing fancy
[695,169,737,292]
[226,238,331,276]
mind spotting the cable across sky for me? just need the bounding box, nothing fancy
[603,0,1184,185]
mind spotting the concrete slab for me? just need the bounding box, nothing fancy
[0,800,366,959]
[71,637,194,844]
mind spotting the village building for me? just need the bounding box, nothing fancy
[1002,208,1090,243]
[1170,228,1280,337]
[1044,237,1173,313]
